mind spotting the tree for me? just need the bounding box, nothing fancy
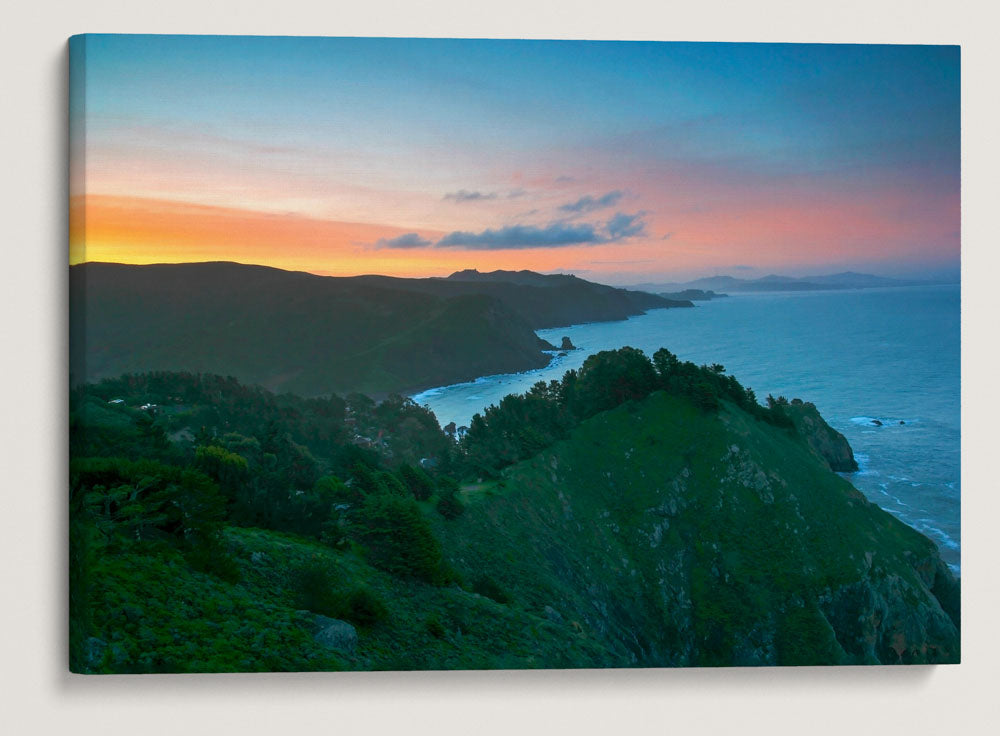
[398,463,435,501]
[353,494,446,584]
[194,445,249,504]
[573,347,658,418]
[436,489,465,520]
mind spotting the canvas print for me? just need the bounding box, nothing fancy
[68,35,960,672]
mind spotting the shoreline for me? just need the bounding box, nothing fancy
[411,286,961,574]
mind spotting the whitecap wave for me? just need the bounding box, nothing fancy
[849,415,915,427]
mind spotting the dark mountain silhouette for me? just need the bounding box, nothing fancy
[351,268,689,329]
[70,262,687,396]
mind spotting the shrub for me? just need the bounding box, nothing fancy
[398,463,435,501]
[294,558,342,618]
[470,574,511,604]
[353,494,447,584]
[343,587,389,627]
[436,490,465,520]
[425,614,446,639]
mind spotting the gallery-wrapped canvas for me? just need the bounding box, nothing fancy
[69,35,960,673]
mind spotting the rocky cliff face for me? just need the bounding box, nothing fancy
[783,399,859,472]
[438,392,958,665]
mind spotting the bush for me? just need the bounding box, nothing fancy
[470,574,511,604]
[425,614,446,639]
[353,494,447,584]
[436,490,465,520]
[398,463,435,501]
[294,558,342,618]
[343,587,389,627]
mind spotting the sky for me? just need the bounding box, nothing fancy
[69,35,960,284]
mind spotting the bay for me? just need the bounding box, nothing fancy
[412,284,961,573]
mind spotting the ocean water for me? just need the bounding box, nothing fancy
[412,285,961,574]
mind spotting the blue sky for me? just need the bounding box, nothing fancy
[71,35,960,281]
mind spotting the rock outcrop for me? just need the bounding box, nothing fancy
[784,399,859,472]
[311,615,358,653]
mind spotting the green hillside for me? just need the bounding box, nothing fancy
[70,353,958,671]
[440,392,957,665]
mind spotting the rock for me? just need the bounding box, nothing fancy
[560,336,576,350]
[872,419,883,426]
[783,401,859,472]
[312,615,358,653]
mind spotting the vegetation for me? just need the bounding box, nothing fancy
[438,391,959,666]
[454,346,796,478]
[69,350,959,672]
[70,262,689,397]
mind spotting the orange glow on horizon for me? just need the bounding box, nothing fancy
[71,195,454,276]
[69,190,959,282]
[69,194,677,278]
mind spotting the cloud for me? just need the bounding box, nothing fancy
[606,211,647,239]
[436,211,648,250]
[375,232,432,249]
[443,189,499,202]
[438,223,603,249]
[559,190,624,214]
[444,188,527,202]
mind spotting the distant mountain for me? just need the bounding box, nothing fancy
[70,262,688,397]
[346,268,690,330]
[657,289,728,301]
[805,271,912,288]
[443,268,577,288]
[632,271,937,294]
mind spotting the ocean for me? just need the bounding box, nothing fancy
[412,284,961,574]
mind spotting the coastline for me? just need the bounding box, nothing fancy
[411,285,961,574]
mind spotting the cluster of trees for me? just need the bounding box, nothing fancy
[72,354,785,578]
[455,346,796,478]
[75,371,451,471]
[70,373,467,613]
[69,350,794,671]
[70,352,781,604]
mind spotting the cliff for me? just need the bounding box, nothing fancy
[782,399,859,472]
[70,372,958,671]
[439,392,958,665]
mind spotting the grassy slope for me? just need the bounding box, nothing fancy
[75,523,616,673]
[72,384,958,671]
[437,392,958,666]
